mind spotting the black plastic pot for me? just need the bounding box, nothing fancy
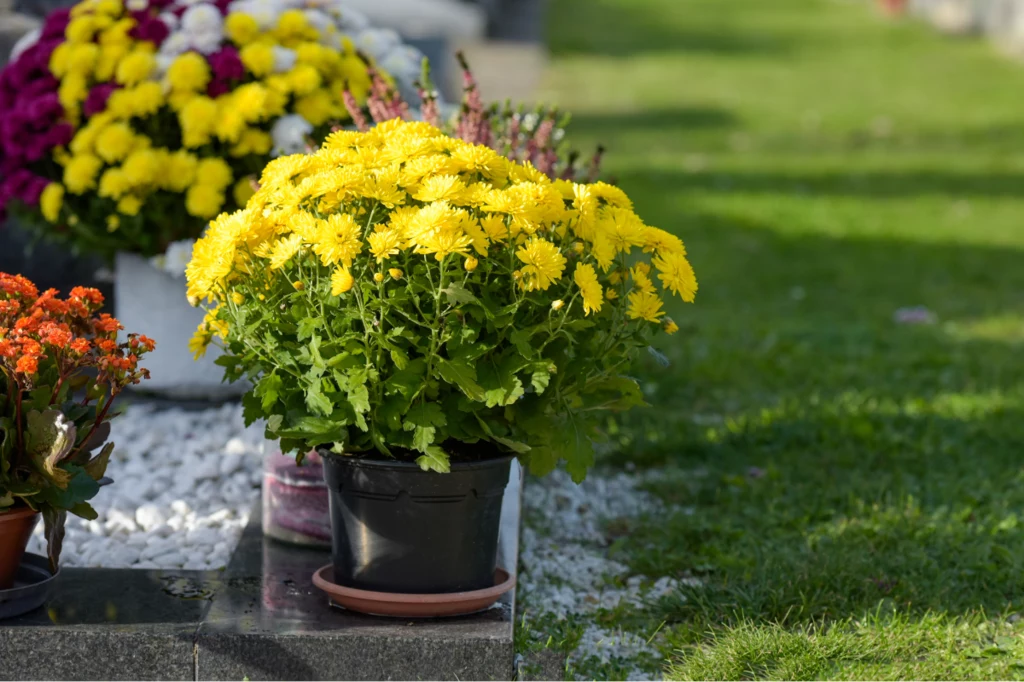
[320,451,513,594]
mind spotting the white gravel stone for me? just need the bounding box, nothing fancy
[25,403,265,570]
[520,468,699,680]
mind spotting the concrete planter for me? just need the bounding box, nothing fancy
[114,252,243,400]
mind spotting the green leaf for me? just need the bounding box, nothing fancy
[389,348,409,370]
[411,425,435,452]
[42,507,67,573]
[297,317,319,340]
[493,435,531,454]
[255,373,283,412]
[531,369,552,394]
[26,409,77,489]
[436,358,485,401]
[70,501,99,520]
[404,402,447,428]
[304,380,334,417]
[561,415,595,483]
[441,282,479,305]
[479,355,528,407]
[84,442,115,481]
[415,446,451,473]
[527,446,559,477]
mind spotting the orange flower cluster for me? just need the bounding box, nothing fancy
[0,272,155,388]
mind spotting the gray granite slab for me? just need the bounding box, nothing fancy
[0,461,522,681]
[197,463,522,681]
[0,568,215,681]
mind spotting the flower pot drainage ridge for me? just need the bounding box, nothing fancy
[0,553,60,621]
[312,565,515,618]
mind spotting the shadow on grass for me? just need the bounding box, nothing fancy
[546,0,796,58]
[598,208,1024,628]
[627,167,1024,199]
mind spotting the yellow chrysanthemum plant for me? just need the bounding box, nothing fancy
[186,120,697,481]
[1,0,424,263]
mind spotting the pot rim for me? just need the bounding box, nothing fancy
[318,449,516,472]
[0,506,40,522]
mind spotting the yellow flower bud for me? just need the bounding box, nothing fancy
[605,287,618,300]
[551,299,565,311]
[374,272,384,283]
[231,292,245,305]
[572,242,584,254]
[292,280,304,290]
[663,319,679,335]
[388,268,403,280]
[465,256,479,272]
[609,271,623,285]
[106,214,120,231]
[331,268,354,295]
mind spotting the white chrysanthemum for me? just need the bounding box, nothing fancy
[334,5,370,31]
[354,27,400,60]
[379,45,423,83]
[182,3,223,34]
[302,8,334,32]
[160,12,180,31]
[191,29,224,54]
[159,32,192,57]
[271,114,313,156]
[271,45,297,73]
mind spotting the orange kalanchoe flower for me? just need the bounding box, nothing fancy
[0,272,155,573]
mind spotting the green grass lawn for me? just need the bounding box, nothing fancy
[533,0,1024,678]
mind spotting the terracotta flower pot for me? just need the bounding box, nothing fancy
[0,507,40,589]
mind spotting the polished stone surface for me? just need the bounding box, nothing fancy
[0,568,214,680]
[0,463,522,681]
[196,464,522,680]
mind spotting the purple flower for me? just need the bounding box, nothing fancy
[208,46,244,82]
[130,14,170,44]
[207,79,230,97]
[42,8,71,39]
[84,83,118,116]
[26,93,62,122]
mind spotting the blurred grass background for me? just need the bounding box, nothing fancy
[536,0,1024,678]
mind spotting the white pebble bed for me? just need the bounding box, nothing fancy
[519,468,700,680]
[26,403,265,571]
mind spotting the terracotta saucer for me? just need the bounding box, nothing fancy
[312,565,515,618]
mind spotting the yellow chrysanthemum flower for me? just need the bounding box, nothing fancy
[412,174,467,203]
[574,263,603,316]
[312,213,362,267]
[196,158,233,190]
[63,155,103,194]
[117,195,142,215]
[163,150,199,193]
[167,52,211,92]
[330,267,354,295]
[185,185,225,219]
[516,237,566,291]
[631,267,656,295]
[240,43,275,77]
[627,290,664,322]
[115,48,156,85]
[40,183,64,223]
[95,122,135,163]
[268,233,304,270]
[653,251,698,302]
[225,12,259,44]
[367,228,402,263]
